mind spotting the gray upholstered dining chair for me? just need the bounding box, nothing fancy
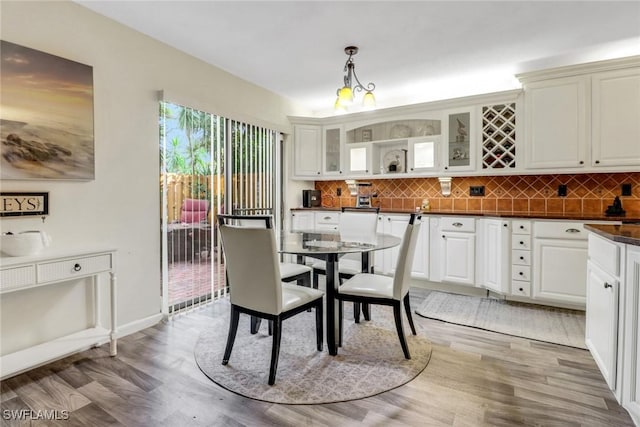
[218,215,313,288]
[218,214,314,334]
[218,220,324,385]
[336,213,421,359]
[311,207,379,322]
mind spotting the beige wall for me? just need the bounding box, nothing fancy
[0,0,311,354]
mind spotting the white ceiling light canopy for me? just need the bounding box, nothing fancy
[335,46,376,112]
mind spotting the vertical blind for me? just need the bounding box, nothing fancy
[160,101,278,318]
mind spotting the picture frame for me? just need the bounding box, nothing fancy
[0,40,95,180]
[361,129,372,142]
[0,192,49,217]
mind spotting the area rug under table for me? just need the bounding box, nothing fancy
[415,290,586,349]
[194,301,432,404]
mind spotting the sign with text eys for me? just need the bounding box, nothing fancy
[0,193,49,217]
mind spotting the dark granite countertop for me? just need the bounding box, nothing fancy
[584,224,640,246]
[291,207,638,223]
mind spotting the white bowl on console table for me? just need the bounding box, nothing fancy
[1,231,51,257]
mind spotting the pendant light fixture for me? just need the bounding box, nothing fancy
[335,46,376,111]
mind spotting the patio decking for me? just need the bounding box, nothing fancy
[167,256,226,306]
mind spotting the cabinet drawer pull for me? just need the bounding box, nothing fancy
[519,225,525,230]
[503,223,508,227]
[519,272,524,276]
[519,287,524,292]
[323,216,331,220]
[604,283,613,289]
[442,235,446,239]
[520,256,524,260]
[565,228,581,234]
[73,263,82,272]
[520,241,524,245]
[452,222,463,227]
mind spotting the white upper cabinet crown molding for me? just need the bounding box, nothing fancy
[516,55,640,84]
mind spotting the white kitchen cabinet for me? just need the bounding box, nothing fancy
[291,210,315,231]
[293,125,322,177]
[429,217,442,282]
[411,216,430,279]
[373,214,428,278]
[407,136,439,173]
[511,220,532,297]
[532,221,591,305]
[376,215,409,275]
[623,245,640,425]
[314,211,340,231]
[585,227,640,423]
[532,223,588,306]
[586,260,619,390]
[524,76,589,169]
[442,108,476,172]
[478,218,510,294]
[346,143,371,175]
[591,67,640,167]
[322,125,344,176]
[440,217,476,286]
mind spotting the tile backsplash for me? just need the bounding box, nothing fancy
[315,172,640,217]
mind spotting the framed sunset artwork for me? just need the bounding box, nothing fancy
[0,40,94,180]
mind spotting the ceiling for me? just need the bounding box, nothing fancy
[76,1,640,117]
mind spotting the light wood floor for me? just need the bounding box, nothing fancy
[0,288,634,427]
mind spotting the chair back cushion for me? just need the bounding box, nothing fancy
[392,216,422,300]
[339,211,378,244]
[219,225,282,315]
[180,198,210,223]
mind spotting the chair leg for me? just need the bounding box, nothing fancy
[302,272,311,288]
[393,301,411,359]
[312,270,320,289]
[268,320,273,336]
[315,299,323,351]
[222,306,240,365]
[250,316,261,334]
[268,318,283,385]
[354,302,361,323]
[403,294,417,335]
[363,303,371,321]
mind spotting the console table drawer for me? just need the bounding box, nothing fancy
[37,254,113,283]
[0,266,36,292]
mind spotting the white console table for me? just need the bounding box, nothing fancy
[0,249,117,379]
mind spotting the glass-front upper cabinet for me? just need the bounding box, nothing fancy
[347,143,370,174]
[443,108,476,172]
[408,136,439,173]
[322,125,343,175]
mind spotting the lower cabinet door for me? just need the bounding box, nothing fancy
[623,247,640,423]
[533,238,588,305]
[585,261,619,390]
[441,232,475,285]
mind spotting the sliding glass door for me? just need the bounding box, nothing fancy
[160,102,279,317]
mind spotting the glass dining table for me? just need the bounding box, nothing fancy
[280,230,402,356]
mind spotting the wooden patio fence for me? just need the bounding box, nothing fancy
[161,173,271,223]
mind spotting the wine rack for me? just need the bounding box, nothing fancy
[482,103,516,169]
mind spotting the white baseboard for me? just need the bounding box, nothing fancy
[114,312,163,339]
